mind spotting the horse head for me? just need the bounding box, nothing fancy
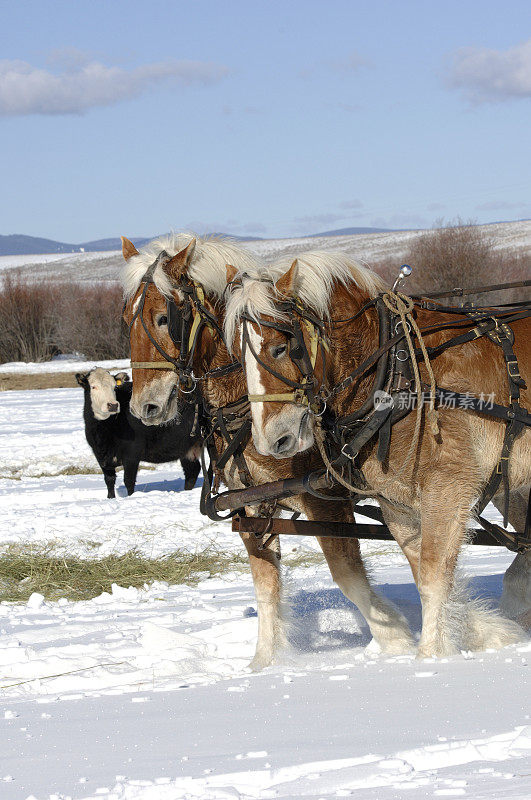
[225,251,382,457]
[121,234,261,426]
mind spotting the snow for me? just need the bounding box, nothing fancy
[0,356,130,375]
[1,220,530,284]
[0,384,530,799]
[0,251,111,272]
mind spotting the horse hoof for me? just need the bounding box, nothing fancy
[248,652,273,672]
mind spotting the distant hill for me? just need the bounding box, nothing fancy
[0,232,262,256]
[2,221,529,256]
[0,234,152,256]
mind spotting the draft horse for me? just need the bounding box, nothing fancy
[121,234,414,668]
[224,252,530,657]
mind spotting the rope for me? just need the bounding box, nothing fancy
[381,291,440,477]
[314,419,377,496]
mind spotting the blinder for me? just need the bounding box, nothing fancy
[166,293,194,352]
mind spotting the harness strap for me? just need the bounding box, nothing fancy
[241,306,325,410]
[130,361,177,370]
[424,278,531,300]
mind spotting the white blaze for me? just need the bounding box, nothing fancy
[241,325,266,439]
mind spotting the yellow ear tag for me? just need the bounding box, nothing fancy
[116,379,122,385]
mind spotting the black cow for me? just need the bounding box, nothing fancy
[76,368,201,498]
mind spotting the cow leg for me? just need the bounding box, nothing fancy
[102,467,116,499]
[181,457,201,491]
[123,459,139,496]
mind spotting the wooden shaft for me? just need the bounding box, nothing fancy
[232,516,505,547]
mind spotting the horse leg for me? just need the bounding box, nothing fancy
[379,499,421,586]
[418,472,524,657]
[181,457,201,491]
[239,529,287,670]
[302,498,414,653]
[316,533,415,653]
[493,489,531,628]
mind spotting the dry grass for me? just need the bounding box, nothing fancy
[0,370,128,392]
[0,541,337,604]
[0,543,251,603]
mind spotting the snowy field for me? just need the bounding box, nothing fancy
[0,355,130,377]
[0,385,530,799]
[1,220,529,285]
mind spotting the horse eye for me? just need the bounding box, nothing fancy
[157,315,168,327]
[271,343,287,359]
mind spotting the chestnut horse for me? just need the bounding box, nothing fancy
[224,252,530,657]
[121,234,414,669]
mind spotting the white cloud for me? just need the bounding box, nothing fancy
[0,56,229,116]
[447,39,531,103]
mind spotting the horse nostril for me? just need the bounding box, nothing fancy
[274,434,296,454]
[107,402,119,413]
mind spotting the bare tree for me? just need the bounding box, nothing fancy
[405,218,494,297]
[0,277,129,364]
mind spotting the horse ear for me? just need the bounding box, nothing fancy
[121,237,139,261]
[163,239,196,280]
[276,259,299,296]
[226,264,238,284]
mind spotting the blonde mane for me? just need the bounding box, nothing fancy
[121,232,263,300]
[224,250,386,348]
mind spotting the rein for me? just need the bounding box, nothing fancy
[235,281,531,549]
[126,252,256,520]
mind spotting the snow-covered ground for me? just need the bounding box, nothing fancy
[1,220,529,285]
[0,253,81,272]
[0,386,530,800]
[0,355,130,376]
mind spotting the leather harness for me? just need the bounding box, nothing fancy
[239,289,531,552]
[126,254,531,552]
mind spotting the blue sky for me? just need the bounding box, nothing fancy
[1,0,530,241]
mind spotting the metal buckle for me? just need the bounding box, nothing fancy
[395,320,411,335]
[293,387,309,406]
[496,456,509,474]
[309,397,327,417]
[507,360,521,379]
[179,374,198,394]
[341,442,357,461]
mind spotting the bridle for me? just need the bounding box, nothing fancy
[127,250,235,392]
[239,294,329,416]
